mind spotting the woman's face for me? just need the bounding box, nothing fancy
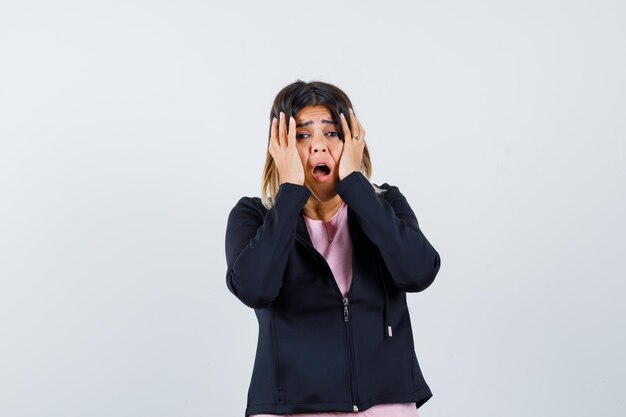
[294,105,344,194]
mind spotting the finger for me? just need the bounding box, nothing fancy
[279,111,288,147]
[268,136,277,154]
[349,108,361,139]
[288,116,296,148]
[340,112,351,141]
[268,143,276,161]
[269,116,278,146]
[268,136,276,159]
[339,113,351,154]
[354,112,366,141]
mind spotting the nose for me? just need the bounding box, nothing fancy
[310,132,328,153]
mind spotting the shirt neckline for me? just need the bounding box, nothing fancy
[302,202,346,223]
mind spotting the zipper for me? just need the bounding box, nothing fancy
[295,234,360,412]
[343,297,359,412]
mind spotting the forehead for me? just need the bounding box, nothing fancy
[295,105,334,121]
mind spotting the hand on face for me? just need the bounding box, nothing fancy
[268,111,305,186]
[338,108,366,181]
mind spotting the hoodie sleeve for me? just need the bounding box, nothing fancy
[335,171,441,292]
[224,183,312,309]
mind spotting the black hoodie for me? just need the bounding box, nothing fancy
[225,171,441,416]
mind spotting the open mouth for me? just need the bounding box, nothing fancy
[312,163,331,177]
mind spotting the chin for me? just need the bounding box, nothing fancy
[306,176,338,192]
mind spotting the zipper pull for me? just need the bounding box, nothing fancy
[343,297,349,322]
[353,404,359,412]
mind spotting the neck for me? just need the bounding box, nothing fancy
[302,193,344,221]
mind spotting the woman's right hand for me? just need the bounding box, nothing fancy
[268,111,305,186]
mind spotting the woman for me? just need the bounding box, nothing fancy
[224,80,441,417]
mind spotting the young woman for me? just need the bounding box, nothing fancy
[225,80,441,416]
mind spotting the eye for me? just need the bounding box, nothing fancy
[326,131,339,137]
[296,133,310,140]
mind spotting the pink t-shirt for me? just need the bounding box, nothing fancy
[250,202,420,417]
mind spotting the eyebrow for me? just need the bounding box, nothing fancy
[296,119,337,128]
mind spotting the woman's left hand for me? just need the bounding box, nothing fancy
[338,108,366,181]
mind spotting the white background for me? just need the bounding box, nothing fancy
[1,1,624,416]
